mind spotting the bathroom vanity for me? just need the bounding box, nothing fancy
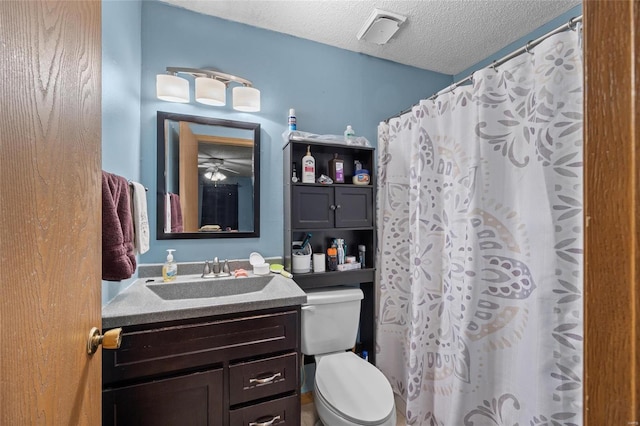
[101,273,306,426]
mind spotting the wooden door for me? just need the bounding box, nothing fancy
[179,121,200,232]
[584,0,640,424]
[0,1,102,424]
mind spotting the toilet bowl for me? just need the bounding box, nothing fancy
[314,351,395,426]
[301,287,396,426]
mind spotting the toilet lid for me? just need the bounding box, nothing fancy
[316,352,394,424]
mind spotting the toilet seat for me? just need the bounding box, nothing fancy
[315,352,395,425]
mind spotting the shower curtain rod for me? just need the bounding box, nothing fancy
[383,15,583,123]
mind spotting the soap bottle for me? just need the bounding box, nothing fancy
[162,249,177,282]
[288,108,297,131]
[301,145,316,183]
[344,125,355,143]
[329,153,345,183]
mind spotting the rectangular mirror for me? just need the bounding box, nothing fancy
[157,111,260,239]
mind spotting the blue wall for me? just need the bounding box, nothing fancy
[102,0,142,304]
[137,1,452,264]
[102,1,579,304]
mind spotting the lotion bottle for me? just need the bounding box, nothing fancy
[301,145,316,183]
[163,249,177,282]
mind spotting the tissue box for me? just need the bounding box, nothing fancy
[336,263,361,271]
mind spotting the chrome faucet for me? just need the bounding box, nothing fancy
[212,257,221,274]
[201,257,230,278]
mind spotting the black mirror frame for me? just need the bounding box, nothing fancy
[156,111,260,240]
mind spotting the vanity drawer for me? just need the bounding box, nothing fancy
[104,310,299,385]
[229,352,298,405]
[229,394,299,426]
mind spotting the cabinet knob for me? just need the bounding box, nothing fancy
[336,204,341,209]
[249,415,281,426]
[87,327,122,355]
[330,205,336,210]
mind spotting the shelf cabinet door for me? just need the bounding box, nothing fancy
[292,186,334,228]
[292,186,373,229]
[335,187,373,228]
[103,369,223,426]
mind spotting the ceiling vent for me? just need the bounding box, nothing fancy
[356,8,407,45]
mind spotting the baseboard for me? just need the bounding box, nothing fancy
[301,391,314,405]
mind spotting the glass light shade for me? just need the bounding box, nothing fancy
[204,170,227,181]
[232,86,260,112]
[195,77,226,106]
[156,74,189,103]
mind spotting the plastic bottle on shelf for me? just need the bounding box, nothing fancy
[344,125,355,144]
[288,108,297,131]
[301,145,316,183]
[329,153,345,183]
[358,245,366,268]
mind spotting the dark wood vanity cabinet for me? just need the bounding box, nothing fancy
[283,139,377,364]
[102,307,301,426]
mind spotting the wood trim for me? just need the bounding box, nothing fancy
[300,391,314,405]
[179,121,199,232]
[196,134,254,147]
[584,0,639,424]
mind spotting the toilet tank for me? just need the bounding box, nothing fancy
[301,287,364,355]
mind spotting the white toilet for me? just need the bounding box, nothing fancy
[301,287,396,426]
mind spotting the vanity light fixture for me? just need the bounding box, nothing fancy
[156,67,261,112]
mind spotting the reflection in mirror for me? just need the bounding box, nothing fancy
[157,111,260,239]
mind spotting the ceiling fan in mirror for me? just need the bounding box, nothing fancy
[198,157,240,181]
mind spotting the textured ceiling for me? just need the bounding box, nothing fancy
[160,0,581,75]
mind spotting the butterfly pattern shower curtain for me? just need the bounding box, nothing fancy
[376,29,582,425]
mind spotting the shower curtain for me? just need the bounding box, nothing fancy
[376,29,583,425]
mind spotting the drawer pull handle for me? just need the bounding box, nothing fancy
[249,372,282,384]
[249,415,281,426]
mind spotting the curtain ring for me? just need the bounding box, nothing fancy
[491,61,498,72]
[568,17,578,31]
[525,40,534,55]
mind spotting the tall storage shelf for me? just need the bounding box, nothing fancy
[283,138,377,364]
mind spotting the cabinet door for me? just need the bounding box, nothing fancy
[292,186,334,228]
[335,187,373,228]
[103,369,223,426]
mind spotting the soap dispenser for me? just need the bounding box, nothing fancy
[163,249,177,282]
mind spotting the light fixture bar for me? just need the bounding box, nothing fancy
[165,67,254,87]
[157,67,260,111]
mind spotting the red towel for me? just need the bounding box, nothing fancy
[169,193,183,232]
[102,171,136,281]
